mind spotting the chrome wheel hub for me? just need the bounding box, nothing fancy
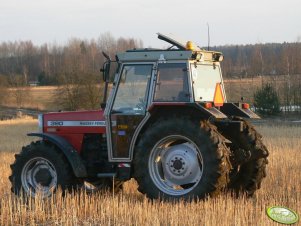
[149,135,203,196]
[21,157,57,197]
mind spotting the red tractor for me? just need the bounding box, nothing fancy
[10,34,268,200]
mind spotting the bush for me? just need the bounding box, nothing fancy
[254,83,280,115]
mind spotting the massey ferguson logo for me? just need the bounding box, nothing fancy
[47,121,106,127]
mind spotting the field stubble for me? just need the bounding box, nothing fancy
[0,118,300,225]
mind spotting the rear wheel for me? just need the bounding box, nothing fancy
[220,117,269,196]
[228,158,267,196]
[9,141,78,198]
[133,118,231,201]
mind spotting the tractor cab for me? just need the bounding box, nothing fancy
[101,33,257,162]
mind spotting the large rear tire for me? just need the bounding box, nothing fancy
[133,118,231,201]
[9,141,78,198]
[219,117,269,196]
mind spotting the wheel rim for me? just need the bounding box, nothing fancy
[148,135,203,196]
[21,157,57,197]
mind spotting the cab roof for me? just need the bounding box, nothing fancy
[116,33,223,62]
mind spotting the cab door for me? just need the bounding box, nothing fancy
[105,64,153,161]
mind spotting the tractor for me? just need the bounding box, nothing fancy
[9,33,269,200]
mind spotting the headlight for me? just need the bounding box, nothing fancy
[213,53,224,62]
[38,114,43,133]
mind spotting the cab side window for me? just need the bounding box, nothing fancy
[112,64,152,113]
[154,63,190,102]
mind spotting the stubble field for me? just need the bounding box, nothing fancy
[0,117,300,225]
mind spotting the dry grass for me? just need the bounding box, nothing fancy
[3,86,57,111]
[0,118,300,225]
[0,116,38,152]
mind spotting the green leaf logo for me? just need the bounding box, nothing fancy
[267,206,299,225]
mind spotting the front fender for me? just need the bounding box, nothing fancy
[28,133,87,178]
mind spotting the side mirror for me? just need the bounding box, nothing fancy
[100,62,110,82]
[100,51,111,82]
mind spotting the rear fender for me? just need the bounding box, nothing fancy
[196,104,227,119]
[220,103,260,119]
[148,103,228,119]
[128,104,227,163]
[28,133,87,178]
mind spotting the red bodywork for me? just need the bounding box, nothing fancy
[43,110,106,153]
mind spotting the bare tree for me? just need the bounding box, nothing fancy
[55,73,103,111]
[8,74,32,108]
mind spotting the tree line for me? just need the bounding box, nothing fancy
[0,34,300,114]
[1,37,301,85]
[216,42,301,115]
[0,32,143,86]
[215,42,301,78]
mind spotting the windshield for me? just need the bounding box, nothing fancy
[191,63,223,102]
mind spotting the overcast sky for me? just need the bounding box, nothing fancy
[0,0,300,48]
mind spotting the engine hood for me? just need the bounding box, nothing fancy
[42,110,106,134]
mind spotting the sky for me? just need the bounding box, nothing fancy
[0,0,300,48]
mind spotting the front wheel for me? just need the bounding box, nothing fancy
[133,118,231,201]
[9,141,78,198]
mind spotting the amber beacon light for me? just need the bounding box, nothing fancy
[186,41,194,50]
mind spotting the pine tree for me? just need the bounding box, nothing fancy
[254,83,280,115]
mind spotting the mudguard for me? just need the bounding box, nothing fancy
[220,103,260,119]
[28,133,87,177]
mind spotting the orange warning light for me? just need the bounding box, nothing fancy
[213,83,224,107]
[242,103,250,109]
[204,102,212,109]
